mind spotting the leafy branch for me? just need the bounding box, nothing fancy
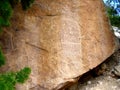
[0,0,34,90]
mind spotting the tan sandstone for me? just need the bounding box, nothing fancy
[0,0,118,90]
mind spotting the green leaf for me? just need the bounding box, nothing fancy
[0,72,16,90]
[16,67,31,83]
[0,48,5,67]
[0,67,31,90]
[0,1,13,20]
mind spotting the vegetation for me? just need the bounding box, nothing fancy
[0,67,31,90]
[0,0,34,90]
[0,0,34,31]
[106,6,120,27]
[105,0,120,27]
[0,48,5,67]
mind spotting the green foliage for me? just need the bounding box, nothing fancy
[9,0,20,8]
[106,7,120,27]
[0,72,16,90]
[9,0,35,10]
[0,0,34,66]
[0,67,31,90]
[16,67,31,83]
[21,0,35,10]
[0,0,34,31]
[0,0,34,90]
[0,48,5,67]
[106,7,117,16]
[0,1,13,30]
[109,15,120,27]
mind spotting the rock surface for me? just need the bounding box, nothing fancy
[113,65,120,77]
[0,0,118,90]
[69,76,120,90]
[67,51,120,90]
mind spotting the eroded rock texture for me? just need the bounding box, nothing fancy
[0,0,118,90]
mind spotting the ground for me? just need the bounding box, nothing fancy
[67,50,120,90]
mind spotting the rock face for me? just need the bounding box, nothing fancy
[0,0,118,90]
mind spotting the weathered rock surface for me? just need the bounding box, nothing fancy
[0,0,118,90]
[113,65,120,77]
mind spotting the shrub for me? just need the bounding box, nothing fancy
[0,0,34,90]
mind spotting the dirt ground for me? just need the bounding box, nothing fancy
[67,50,120,90]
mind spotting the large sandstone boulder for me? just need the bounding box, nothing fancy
[0,0,118,90]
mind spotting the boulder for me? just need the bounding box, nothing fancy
[0,0,118,90]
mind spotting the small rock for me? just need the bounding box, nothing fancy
[113,65,120,77]
[112,86,117,89]
[117,79,120,82]
[97,81,103,85]
[87,81,91,85]
[112,26,120,39]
